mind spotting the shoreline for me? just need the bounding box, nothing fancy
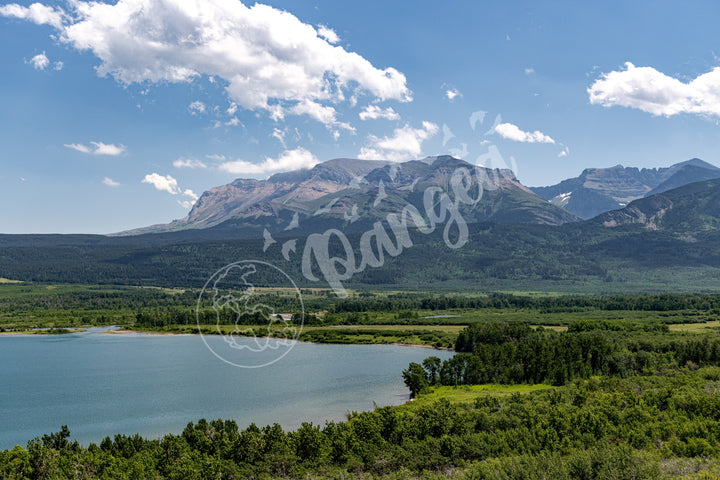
[103,327,453,350]
[0,328,87,336]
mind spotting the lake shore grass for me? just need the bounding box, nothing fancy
[406,383,556,407]
[111,324,459,348]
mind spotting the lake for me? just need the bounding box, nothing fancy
[0,328,452,449]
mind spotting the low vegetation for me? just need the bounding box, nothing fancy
[3,287,720,478]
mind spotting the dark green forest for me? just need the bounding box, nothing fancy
[3,219,720,293]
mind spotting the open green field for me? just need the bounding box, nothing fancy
[668,320,720,333]
[407,383,555,407]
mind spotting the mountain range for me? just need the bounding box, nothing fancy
[119,156,578,238]
[3,155,720,293]
[120,156,720,237]
[530,158,720,219]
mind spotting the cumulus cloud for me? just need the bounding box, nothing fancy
[358,121,439,162]
[28,52,49,70]
[588,62,720,118]
[359,105,400,121]
[92,142,126,155]
[0,2,64,28]
[445,88,462,100]
[173,158,207,169]
[218,147,319,175]
[142,172,197,207]
[142,173,180,194]
[317,25,339,44]
[103,176,120,187]
[2,0,411,129]
[290,99,354,131]
[64,141,126,155]
[494,122,555,144]
[188,100,206,115]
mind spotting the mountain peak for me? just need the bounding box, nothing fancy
[115,155,576,235]
[532,158,720,219]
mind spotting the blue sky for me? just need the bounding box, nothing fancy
[2,0,720,233]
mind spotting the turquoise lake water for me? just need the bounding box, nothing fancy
[0,328,451,449]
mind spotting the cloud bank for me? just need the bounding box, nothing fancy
[359,121,439,162]
[588,62,720,117]
[218,147,319,175]
[1,0,411,129]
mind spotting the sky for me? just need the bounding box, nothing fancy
[3,0,720,233]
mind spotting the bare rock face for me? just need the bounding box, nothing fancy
[531,159,720,219]
[116,156,579,236]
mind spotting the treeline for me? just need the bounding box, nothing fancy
[404,322,720,395]
[0,287,197,314]
[333,292,720,314]
[3,368,720,479]
[135,308,304,328]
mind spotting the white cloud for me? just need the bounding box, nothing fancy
[445,88,461,100]
[188,100,206,115]
[64,143,91,154]
[28,52,49,70]
[142,173,180,194]
[6,0,411,128]
[290,99,354,131]
[53,61,63,71]
[0,2,64,28]
[359,105,400,121]
[588,62,720,117]
[173,158,207,169]
[91,141,126,155]
[227,102,238,115]
[358,121,439,162]
[524,67,535,75]
[141,173,198,208]
[64,141,126,155]
[317,25,339,44]
[103,176,120,187]
[219,147,319,175]
[494,122,555,144]
[558,146,569,158]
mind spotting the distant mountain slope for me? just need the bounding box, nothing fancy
[597,178,720,234]
[531,159,720,219]
[6,172,720,293]
[118,156,578,237]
